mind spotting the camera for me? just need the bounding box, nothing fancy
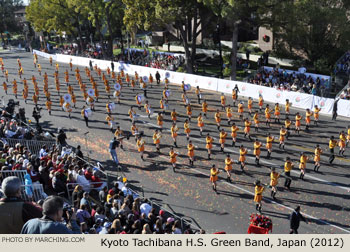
[62,203,73,221]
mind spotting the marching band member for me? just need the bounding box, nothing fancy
[314,144,322,172]
[274,103,280,123]
[187,140,195,166]
[253,111,259,132]
[197,113,204,136]
[243,118,252,140]
[210,165,219,192]
[45,99,52,115]
[258,95,264,112]
[224,154,234,182]
[265,104,271,128]
[169,147,178,172]
[239,145,248,170]
[226,105,233,125]
[206,133,214,160]
[305,108,313,131]
[171,109,177,123]
[186,103,192,121]
[247,97,253,115]
[270,167,280,200]
[106,113,115,132]
[153,129,162,153]
[314,105,321,125]
[238,101,244,120]
[285,99,290,115]
[196,86,201,104]
[219,128,227,152]
[279,126,287,149]
[157,112,163,131]
[171,122,179,147]
[254,180,265,213]
[254,138,262,166]
[184,119,191,141]
[339,131,346,156]
[299,152,309,180]
[266,133,275,159]
[284,157,293,189]
[144,100,151,119]
[295,112,302,134]
[214,109,221,131]
[202,100,208,118]
[137,135,145,161]
[220,93,226,111]
[231,122,239,147]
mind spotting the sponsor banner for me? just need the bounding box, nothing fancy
[337,99,350,117]
[32,50,56,61]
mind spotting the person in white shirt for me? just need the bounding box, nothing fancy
[76,170,90,192]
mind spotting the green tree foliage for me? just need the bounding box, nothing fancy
[0,0,23,37]
[27,0,124,58]
[200,0,262,80]
[265,0,350,73]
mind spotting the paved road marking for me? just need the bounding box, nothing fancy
[140,119,350,193]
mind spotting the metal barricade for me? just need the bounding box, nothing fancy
[126,186,201,233]
[1,138,56,156]
[0,170,27,185]
[20,183,47,202]
[66,182,109,205]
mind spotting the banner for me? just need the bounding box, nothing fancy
[50,53,344,117]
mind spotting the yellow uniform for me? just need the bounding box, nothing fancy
[254,185,264,203]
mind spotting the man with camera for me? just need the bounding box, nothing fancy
[21,195,81,234]
[109,137,120,167]
[32,107,42,125]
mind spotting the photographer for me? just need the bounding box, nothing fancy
[21,195,81,234]
[109,137,120,167]
[32,107,41,126]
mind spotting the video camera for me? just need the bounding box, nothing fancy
[5,99,20,115]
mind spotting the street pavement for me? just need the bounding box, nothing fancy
[1,50,350,234]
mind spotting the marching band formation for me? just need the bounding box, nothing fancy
[1,53,349,214]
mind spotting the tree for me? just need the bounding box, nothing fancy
[26,0,88,52]
[265,0,350,73]
[201,0,262,80]
[0,0,23,44]
[123,0,212,74]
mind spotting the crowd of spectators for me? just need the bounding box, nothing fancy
[0,137,199,234]
[58,43,104,59]
[0,105,199,234]
[334,51,350,75]
[115,49,185,71]
[248,67,331,97]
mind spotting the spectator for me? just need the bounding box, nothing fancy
[142,223,152,234]
[72,185,84,209]
[172,220,182,234]
[0,176,42,233]
[76,204,91,225]
[80,192,93,213]
[21,196,80,234]
[75,145,83,159]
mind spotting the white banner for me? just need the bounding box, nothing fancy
[337,99,350,117]
[32,50,56,61]
[47,54,346,117]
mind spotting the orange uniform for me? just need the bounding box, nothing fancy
[187,143,195,157]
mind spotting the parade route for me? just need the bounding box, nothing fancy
[1,50,350,234]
